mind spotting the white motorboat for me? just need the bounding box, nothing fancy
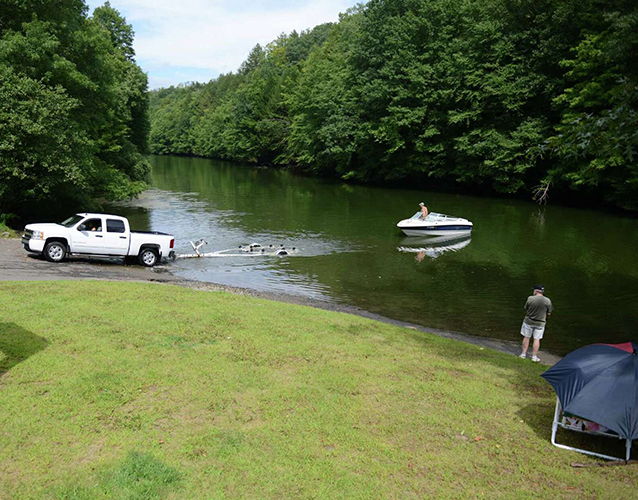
[396,212,473,236]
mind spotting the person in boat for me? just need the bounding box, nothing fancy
[419,202,429,220]
[519,284,553,362]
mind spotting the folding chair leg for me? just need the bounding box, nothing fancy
[550,396,627,461]
[551,398,560,445]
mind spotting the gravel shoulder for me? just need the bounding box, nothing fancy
[0,236,178,282]
[0,237,560,365]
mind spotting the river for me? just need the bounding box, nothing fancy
[108,155,638,355]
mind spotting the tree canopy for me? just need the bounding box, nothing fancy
[0,0,150,219]
[149,0,638,210]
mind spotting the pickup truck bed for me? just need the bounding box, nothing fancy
[131,230,172,235]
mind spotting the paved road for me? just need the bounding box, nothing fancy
[0,238,177,282]
[0,237,561,365]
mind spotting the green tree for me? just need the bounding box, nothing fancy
[542,6,638,209]
[0,1,150,218]
[93,0,135,60]
[285,12,362,176]
[0,65,93,212]
[147,0,638,211]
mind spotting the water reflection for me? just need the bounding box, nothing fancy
[398,234,472,261]
[105,155,638,355]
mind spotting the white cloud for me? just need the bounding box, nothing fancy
[86,0,358,88]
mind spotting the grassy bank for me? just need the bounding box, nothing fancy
[0,281,635,499]
[0,221,16,237]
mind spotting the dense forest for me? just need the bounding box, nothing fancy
[0,0,149,222]
[149,0,638,210]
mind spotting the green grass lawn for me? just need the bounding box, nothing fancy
[0,281,635,499]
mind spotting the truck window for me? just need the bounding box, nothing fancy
[60,215,83,227]
[78,219,102,232]
[107,219,126,233]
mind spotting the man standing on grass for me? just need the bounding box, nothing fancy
[519,284,553,362]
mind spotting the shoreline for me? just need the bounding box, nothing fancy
[146,153,638,217]
[167,277,562,366]
[6,280,634,498]
[0,238,561,365]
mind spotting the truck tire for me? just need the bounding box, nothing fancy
[44,241,67,263]
[138,248,159,267]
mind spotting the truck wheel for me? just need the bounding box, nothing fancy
[44,241,67,263]
[139,248,159,267]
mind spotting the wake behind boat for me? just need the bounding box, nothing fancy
[397,212,473,236]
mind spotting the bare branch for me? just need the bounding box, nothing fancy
[533,180,552,205]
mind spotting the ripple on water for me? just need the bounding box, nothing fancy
[103,159,638,355]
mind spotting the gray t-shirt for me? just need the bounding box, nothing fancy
[524,295,553,327]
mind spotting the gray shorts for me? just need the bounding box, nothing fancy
[521,322,545,339]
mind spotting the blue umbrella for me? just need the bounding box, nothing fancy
[541,342,638,441]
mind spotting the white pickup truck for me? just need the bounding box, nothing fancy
[22,213,175,267]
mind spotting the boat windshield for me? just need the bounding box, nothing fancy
[409,212,460,222]
[59,214,83,227]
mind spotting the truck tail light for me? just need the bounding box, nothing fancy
[170,238,174,249]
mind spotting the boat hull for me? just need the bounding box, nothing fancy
[399,225,473,237]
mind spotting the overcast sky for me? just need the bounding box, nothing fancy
[85,0,359,89]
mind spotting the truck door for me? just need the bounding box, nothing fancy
[103,218,129,255]
[71,218,105,254]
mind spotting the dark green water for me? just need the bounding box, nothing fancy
[110,155,638,355]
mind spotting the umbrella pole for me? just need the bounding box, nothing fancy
[626,439,632,461]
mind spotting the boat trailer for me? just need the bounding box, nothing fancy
[174,240,298,259]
